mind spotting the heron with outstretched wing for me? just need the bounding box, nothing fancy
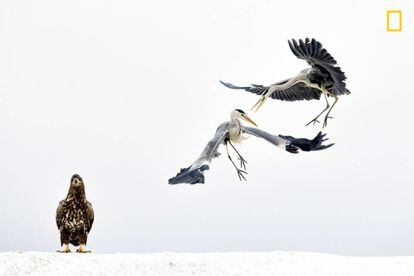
[168,109,333,185]
[221,38,350,128]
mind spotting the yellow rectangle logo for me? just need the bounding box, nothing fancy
[387,10,402,32]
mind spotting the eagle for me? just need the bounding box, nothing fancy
[56,174,94,253]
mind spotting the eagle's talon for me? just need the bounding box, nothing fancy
[57,244,71,253]
[56,250,71,253]
[76,244,92,253]
[76,249,92,253]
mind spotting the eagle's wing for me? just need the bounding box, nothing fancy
[168,123,230,185]
[288,38,350,95]
[243,127,334,153]
[56,200,65,230]
[86,201,94,234]
[220,80,321,101]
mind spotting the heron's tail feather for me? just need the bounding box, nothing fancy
[280,132,334,152]
[168,165,209,185]
[219,80,250,90]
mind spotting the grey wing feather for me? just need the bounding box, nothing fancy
[194,123,229,166]
[169,123,229,185]
[220,80,321,101]
[243,128,334,153]
[242,126,295,152]
[269,82,321,101]
[220,80,269,96]
[288,38,350,95]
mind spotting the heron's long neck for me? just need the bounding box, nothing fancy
[229,117,242,140]
[231,116,242,128]
[230,113,240,122]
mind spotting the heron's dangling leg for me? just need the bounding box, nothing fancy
[306,92,330,126]
[251,96,266,112]
[228,141,247,170]
[225,142,247,181]
[251,91,270,112]
[323,95,338,128]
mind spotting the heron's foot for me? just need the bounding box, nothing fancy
[323,116,333,128]
[76,244,92,253]
[57,244,71,253]
[238,156,248,170]
[236,168,247,181]
[306,117,321,126]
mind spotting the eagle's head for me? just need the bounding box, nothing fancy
[69,174,85,195]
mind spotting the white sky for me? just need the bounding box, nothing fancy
[0,0,413,256]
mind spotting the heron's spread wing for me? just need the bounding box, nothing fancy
[288,38,350,95]
[194,123,229,166]
[269,81,321,101]
[220,80,321,101]
[243,127,334,153]
[278,131,334,151]
[243,127,288,147]
[169,123,229,185]
[220,80,269,96]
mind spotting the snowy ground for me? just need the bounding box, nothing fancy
[1,251,414,276]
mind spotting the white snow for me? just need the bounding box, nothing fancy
[1,251,414,276]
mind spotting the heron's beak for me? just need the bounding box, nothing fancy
[241,114,258,127]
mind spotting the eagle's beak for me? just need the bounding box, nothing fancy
[73,179,81,187]
[241,114,258,127]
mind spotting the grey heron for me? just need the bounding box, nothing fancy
[220,38,350,128]
[168,109,333,185]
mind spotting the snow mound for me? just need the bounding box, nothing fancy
[1,251,414,276]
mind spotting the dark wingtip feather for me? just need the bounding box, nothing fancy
[168,165,209,185]
[285,144,299,154]
[288,39,294,51]
[314,143,335,150]
[281,132,334,152]
[219,80,249,90]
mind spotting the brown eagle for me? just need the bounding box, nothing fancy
[56,174,94,253]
